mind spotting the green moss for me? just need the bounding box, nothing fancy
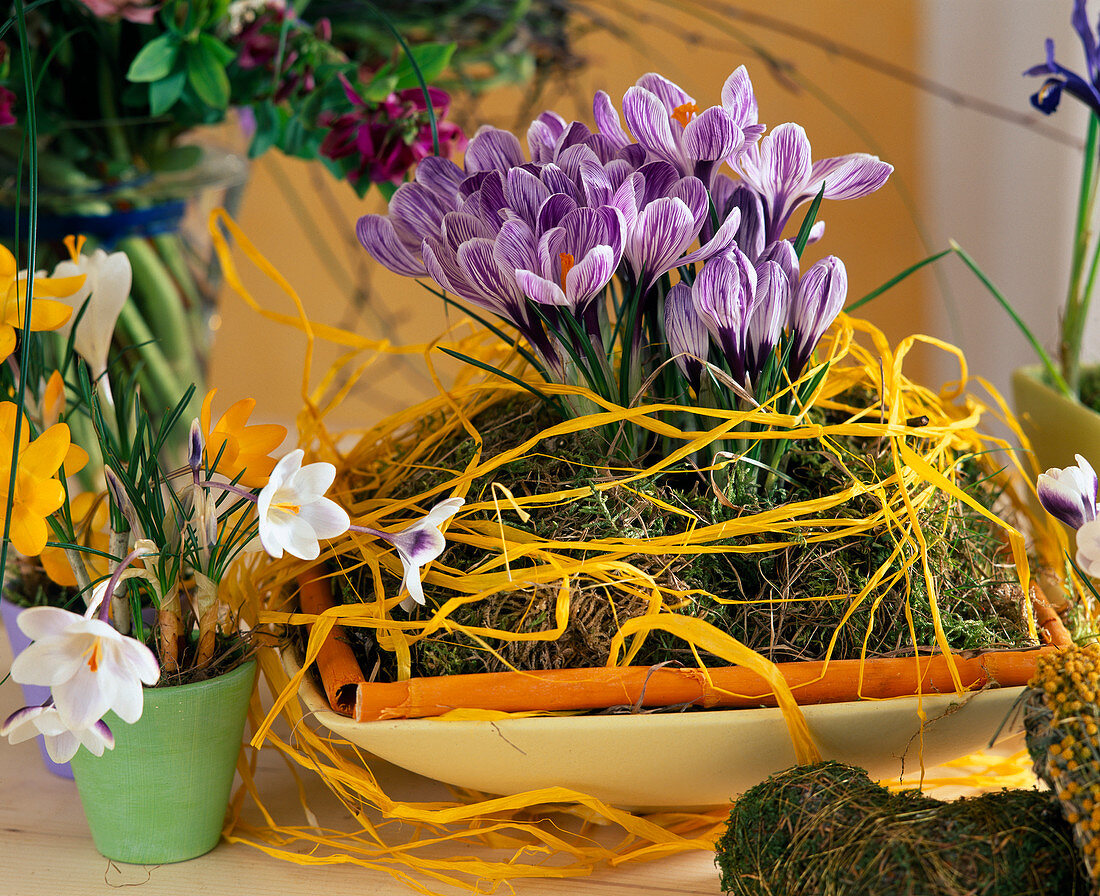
[338,393,1035,680]
[716,762,1087,896]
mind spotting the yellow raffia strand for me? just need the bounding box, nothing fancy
[211,213,1075,891]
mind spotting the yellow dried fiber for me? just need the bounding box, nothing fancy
[211,212,1079,891]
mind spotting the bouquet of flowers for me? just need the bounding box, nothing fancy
[0,230,468,768]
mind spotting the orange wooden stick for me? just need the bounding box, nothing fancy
[352,647,1054,721]
[294,566,1057,722]
[297,571,365,716]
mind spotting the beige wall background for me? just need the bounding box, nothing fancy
[210,2,934,435]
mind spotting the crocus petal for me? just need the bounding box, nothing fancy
[809,154,894,201]
[1076,518,1100,575]
[682,107,741,162]
[623,86,684,172]
[516,269,569,307]
[464,126,526,174]
[593,90,633,150]
[721,65,761,133]
[1038,454,1099,528]
[356,215,427,277]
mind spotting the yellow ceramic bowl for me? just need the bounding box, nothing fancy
[288,653,1025,811]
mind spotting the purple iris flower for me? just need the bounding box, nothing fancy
[788,255,848,373]
[730,123,893,243]
[1037,454,1099,529]
[1025,0,1100,116]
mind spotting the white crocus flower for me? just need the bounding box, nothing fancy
[52,237,132,379]
[9,590,161,731]
[1,704,114,763]
[257,449,351,560]
[360,497,465,611]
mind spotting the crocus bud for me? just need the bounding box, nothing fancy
[1037,454,1098,530]
[789,255,847,374]
[745,260,790,379]
[664,282,709,391]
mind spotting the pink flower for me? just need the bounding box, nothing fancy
[321,79,466,187]
[77,0,159,24]
[0,87,15,128]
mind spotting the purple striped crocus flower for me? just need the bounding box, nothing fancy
[687,249,757,385]
[664,282,710,392]
[788,255,847,374]
[730,123,893,243]
[596,70,758,188]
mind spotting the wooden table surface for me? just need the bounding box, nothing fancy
[0,621,725,896]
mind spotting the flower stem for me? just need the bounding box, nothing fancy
[1061,112,1100,397]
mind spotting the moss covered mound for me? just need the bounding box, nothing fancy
[716,761,1086,896]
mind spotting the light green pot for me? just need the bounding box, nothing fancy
[1011,365,1100,473]
[70,658,256,865]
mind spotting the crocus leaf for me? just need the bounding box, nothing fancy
[792,183,825,258]
[127,33,180,83]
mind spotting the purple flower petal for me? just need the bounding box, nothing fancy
[516,269,569,307]
[790,255,847,371]
[537,193,579,234]
[566,245,618,308]
[664,282,709,388]
[356,215,427,277]
[506,168,551,230]
[1038,454,1099,529]
[746,260,790,376]
[635,72,694,112]
[465,126,526,174]
[809,153,894,201]
[682,106,741,162]
[721,65,760,132]
[415,156,464,203]
[628,197,697,284]
[527,111,567,163]
[540,164,582,202]
[494,218,540,275]
[594,90,633,151]
[623,85,683,171]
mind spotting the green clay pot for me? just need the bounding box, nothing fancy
[70,658,256,865]
[1011,365,1100,473]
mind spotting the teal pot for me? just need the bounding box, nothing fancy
[1011,365,1100,474]
[70,657,256,865]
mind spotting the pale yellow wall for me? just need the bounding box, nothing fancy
[211,1,926,434]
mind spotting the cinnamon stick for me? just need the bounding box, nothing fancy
[297,570,366,715]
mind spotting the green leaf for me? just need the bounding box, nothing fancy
[247,102,282,159]
[127,34,180,83]
[185,41,230,110]
[391,43,456,90]
[792,183,825,258]
[360,74,397,103]
[148,68,186,116]
[198,33,236,67]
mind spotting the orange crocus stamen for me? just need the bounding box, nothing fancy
[87,639,102,672]
[62,234,86,263]
[274,502,301,515]
[671,102,698,129]
[559,252,576,281]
